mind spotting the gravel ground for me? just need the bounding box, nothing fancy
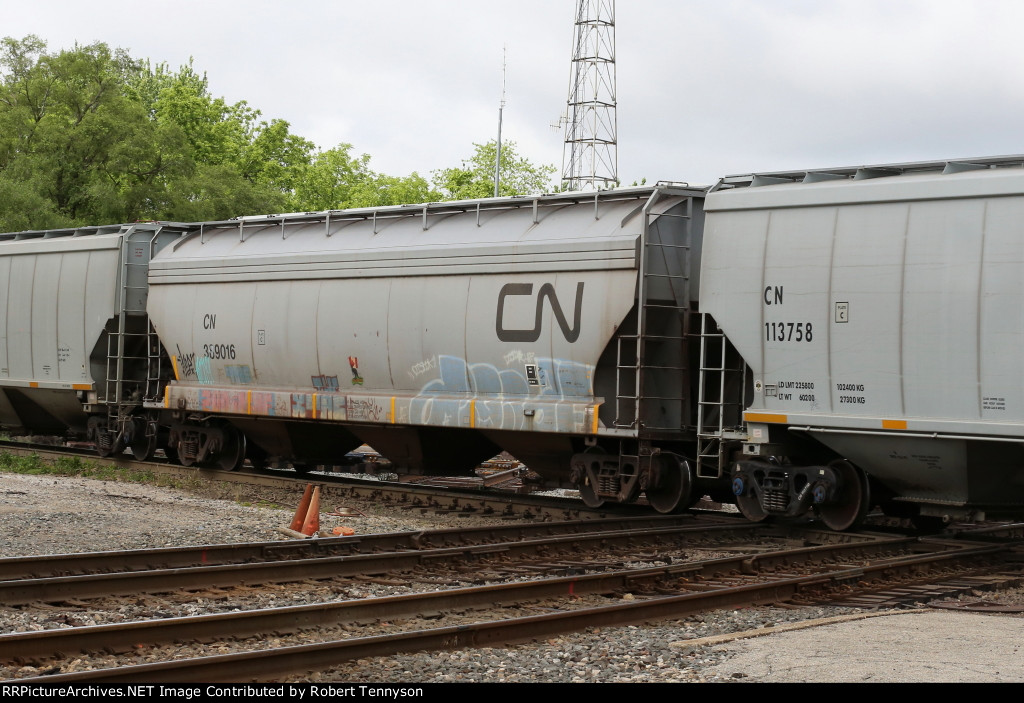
[1,469,1021,684]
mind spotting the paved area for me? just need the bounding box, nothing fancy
[691,610,1024,682]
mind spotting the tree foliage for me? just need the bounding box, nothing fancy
[291,144,439,211]
[0,35,162,227]
[432,140,556,200]
[0,36,557,231]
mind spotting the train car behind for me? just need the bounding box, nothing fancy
[700,155,1024,529]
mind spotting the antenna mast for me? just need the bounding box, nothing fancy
[561,0,617,191]
[494,46,507,197]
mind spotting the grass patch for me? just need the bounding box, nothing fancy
[0,452,54,475]
[255,499,283,509]
[0,450,153,481]
[0,450,207,490]
[0,450,290,510]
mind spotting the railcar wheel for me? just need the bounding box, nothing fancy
[130,432,157,461]
[159,428,178,463]
[734,492,769,522]
[178,449,195,467]
[129,418,157,461]
[733,464,770,522]
[216,426,247,472]
[573,448,606,508]
[644,454,693,514]
[817,459,870,531]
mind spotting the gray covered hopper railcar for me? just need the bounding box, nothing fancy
[145,186,716,512]
[700,155,1024,529]
[0,222,186,455]
[144,187,716,513]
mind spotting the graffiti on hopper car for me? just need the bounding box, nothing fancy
[175,344,197,379]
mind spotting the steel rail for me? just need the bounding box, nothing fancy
[0,522,799,605]
[0,534,931,663]
[16,539,1013,683]
[0,514,716,581]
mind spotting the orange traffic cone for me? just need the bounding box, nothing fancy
[301,486,321,536]
[289,484,314,532]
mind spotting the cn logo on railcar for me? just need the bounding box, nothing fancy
[495,282,584,343]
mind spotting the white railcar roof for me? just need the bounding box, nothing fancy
[707,155,1024,211]
[148,185,705,284]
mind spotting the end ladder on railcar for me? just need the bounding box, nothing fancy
[98,224,183,458]
[613,188,698,437]
[695,314,748,479]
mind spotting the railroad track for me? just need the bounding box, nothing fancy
[0,440,650,521]
[0,518,805,604]
[0,514,714,580]
[4,524,1023,682]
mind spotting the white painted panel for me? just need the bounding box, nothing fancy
[387,277,471,395]
[149,282,197,382]
[0,257,10,378]
[249,282,290,387]
[548,269,636,398]
[250,281,319,387]
[32,251,62,378]
[315,278,392,393]
[466,275,538,403]
[829,203,908,416]
[699,210,771,383]
[83,248,121,376]
[56,252,89,382]
[188,283,255,386]
[7,255,34,379]
[978,196,1024,421]
[902,199,985,419]
[760,207,834,414]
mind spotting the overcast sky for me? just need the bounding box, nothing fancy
[6,1,1024,187]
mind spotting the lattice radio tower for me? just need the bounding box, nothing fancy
[561,0,617,191]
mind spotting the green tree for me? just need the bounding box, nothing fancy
[0,175,63,231]
[0,36,560,231]
[432,140,556,200]
[292,144,373,211]
[347,172,437,207]
[0,35,178,227]
[0,39,322,228]
[130,58,315,219]
[292,144,439,211]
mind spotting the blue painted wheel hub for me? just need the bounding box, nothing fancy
[732,477,745,496]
